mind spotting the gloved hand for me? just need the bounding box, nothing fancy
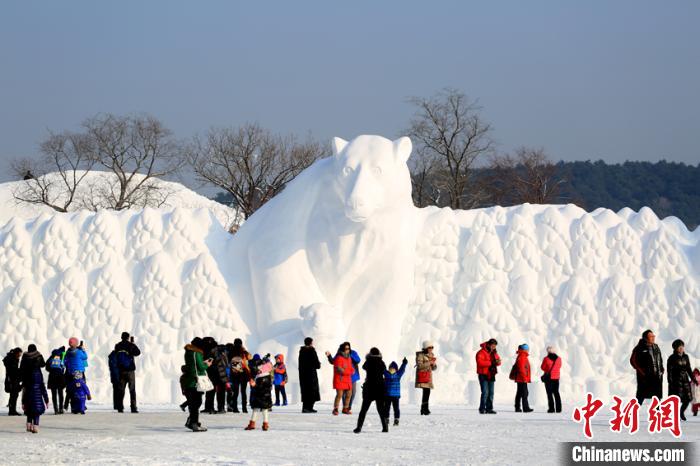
[87,394,92,400]
[281,381,286,386]
[402,357,408,365]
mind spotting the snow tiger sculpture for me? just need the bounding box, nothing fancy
[229,135,419,357]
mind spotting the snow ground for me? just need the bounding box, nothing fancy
[0,403,696,465]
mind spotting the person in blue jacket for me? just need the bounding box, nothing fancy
[383,357,408,426]
[67,371,91,414]
[107,349,120,411]
[63,338,88,411]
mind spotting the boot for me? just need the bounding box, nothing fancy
[191,424,207,432]
[332,408,339,416]
[274,401,280,406]
[381,417,389,433]
[262,422,269,431]
[26,422,32,432]
[244,420,256,430]
[393,419,399,426]
[523,407,533,413]
[353,427,361,433]
[342,407,352,415]
[185,416,191,429]
[31,424,38,434]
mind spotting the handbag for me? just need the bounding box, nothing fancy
[192,352,213,393]
[416,370,431,384]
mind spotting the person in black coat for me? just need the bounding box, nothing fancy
[298,337,321,413]
[667,339,694,421]
[3,348,23,416]
[630,329,664,404]
[354,347,389,433]
[113,332,141,413]
[45,346,66,414]
[20,344,48,432]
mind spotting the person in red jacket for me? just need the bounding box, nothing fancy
[325,342,355,415]
[513,344,533,413]
[540,346,562,413]
[475,338,501,414]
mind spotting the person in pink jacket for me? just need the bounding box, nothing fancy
[540,346,562,413]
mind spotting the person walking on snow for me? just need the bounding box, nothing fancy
[245,355,274,431]
[114,332,141,413]
[476,338,501,414]
[630,329,664,405]
[415,341,437,415]
[3,347,23,416]
[298,337,321,413]
[228,338,251,413]
[667,339,693,421]
[540,346,562,413]
[20,344,48,433]
[182,337,212,432]
[354,347,389,433]
[326,342,355,415]
[45,346,66,414]
[273,354,288,406]
[511,344,533,413]
[383,357,408,426]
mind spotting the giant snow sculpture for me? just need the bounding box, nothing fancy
[0,135,698,405]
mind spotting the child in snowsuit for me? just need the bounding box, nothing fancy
[67,371,91,414]
[273,354,288,406]
[383,357,408,426]
[45,346,66,415]
[245,355,273,431]
[692,368,700,417]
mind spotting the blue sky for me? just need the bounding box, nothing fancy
[1,1,698,182]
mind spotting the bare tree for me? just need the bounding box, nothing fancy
[11,131,96,212]
[187,123,324,221]
[483,147,565,205]
[84,113,183,210]
[406,88,494,209]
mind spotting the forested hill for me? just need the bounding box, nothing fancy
[558,160,700,230]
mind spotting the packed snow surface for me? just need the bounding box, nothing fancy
[0,404,694,465]
[0,135,698,408]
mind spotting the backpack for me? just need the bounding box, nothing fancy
[116,350,133,371]
[231,356,244,374]
[49,355,63,371]
[509,363,518,381]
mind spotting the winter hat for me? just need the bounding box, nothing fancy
[369,347,380,356]
[546,346,555,354]
[234,338,243,346]
[422,340,434,350]
[252,353,261,361]
[487,338,498,346]
[121,332,130,341]
[27,344,37,352]
[304,337,313,346]
[389,361,398,371]
[191,337,204,349]
[275,354,285,363]
[672,339,685,350]
[519,343,529,351]
[68,337,79,347]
